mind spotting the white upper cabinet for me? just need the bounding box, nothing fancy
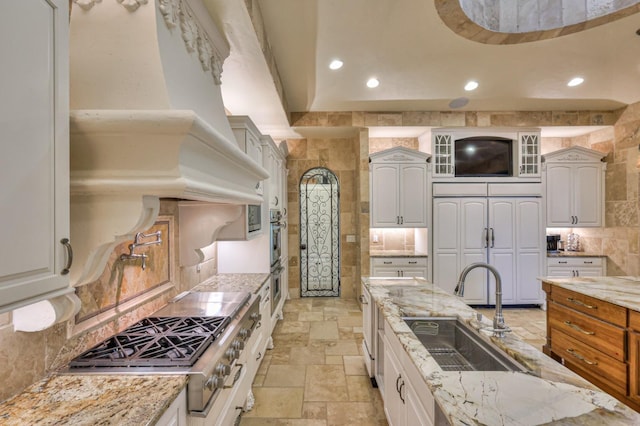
[0,0,73,314]
[370,147,430,228]
[543,146,606,228]
[262,135,286,210]
[228,116,265,195]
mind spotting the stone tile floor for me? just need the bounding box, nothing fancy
[241,298,546,425]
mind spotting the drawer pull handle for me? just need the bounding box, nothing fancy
[564,320,595,335]
[558,261,568,264]
[383,261,392,264]
[566,348,598,366]
[409,261,417,264]
[567,297,597,310]
[584,261,593,264]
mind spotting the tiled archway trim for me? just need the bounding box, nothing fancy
[434,0,640,44]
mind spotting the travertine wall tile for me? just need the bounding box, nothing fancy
[284,137,359,299]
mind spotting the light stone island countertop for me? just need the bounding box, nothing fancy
[369,249,428,257]
[0,273,270,425]
[540,276,640,312]
[364,277,640,425]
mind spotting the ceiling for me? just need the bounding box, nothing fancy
[213,0,640,139]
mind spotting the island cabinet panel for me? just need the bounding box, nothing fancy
[551,328,627,395]
[550,286,627,327]
[628,311,640,405]
[548,302,626,361]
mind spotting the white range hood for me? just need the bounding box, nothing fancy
[68,0,269,286]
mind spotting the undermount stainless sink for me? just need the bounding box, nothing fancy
[403,317,526,372]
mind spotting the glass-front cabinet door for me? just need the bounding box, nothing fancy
[432,133,454,177]
[518,132,540,177]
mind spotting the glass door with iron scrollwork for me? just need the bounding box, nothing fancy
[299,167,340,297]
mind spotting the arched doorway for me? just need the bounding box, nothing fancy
[299,167,340,297]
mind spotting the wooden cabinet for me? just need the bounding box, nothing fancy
[370,257,427,278]
[433,184,544,305]
[0,0,73,314]
[542,283,640,411]
[544,147,606,228]
[547,257,605,277]
[369,147,429,228]
[629,311,640,405]
[382,319,434,426]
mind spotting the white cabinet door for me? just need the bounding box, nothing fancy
[0,0,70,313]
[399,164,427,226]
[546,164,573,227]
[517,132,541,177]
[432,199,460,295]
[433,198,487,302]
[383,335,406,426]
[432,133,454,177]
[574,164,602,226]
[460,199,488,304]
[488,199,516,304]
[514,199,544,303]
[371,164,401,226]
[405,379,434,426]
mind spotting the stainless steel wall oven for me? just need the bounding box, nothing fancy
[269,209,284,314]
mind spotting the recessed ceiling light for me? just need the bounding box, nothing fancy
[329,59,343,70]
[464,81,479,91]
[367,78,379,88]
[567,77,584,87]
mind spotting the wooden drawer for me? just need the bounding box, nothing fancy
[548,302,625,361]
[371,257,427,267]
[547,257,603,267]
[550,286,626,327]
[550,328,627,395]
[630,310,640,332]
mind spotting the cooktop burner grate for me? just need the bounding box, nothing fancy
[69,316,230,368]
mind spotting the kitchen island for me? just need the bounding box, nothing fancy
[364,276,640,425]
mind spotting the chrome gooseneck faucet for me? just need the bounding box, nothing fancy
[454,262,510,338]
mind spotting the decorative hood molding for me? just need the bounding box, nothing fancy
[69,110,269,287]
[68,1,270,287]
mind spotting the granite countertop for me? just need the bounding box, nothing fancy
[0,273,270,425]
[0,375,186,426]
[540,276,640,312]
[547,251,607,258]
[369,249,428,257]
[364,277,640,425]
[192,273,270,294]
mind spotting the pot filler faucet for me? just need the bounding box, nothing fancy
[454,262,511,338]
